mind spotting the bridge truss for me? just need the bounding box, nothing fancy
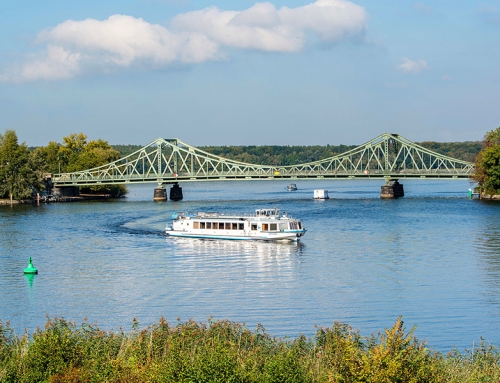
[53,133,474,187]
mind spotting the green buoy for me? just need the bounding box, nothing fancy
[23,257,38,274]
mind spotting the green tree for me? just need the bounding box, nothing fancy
[471,127,500,195]
[36,133,127,197]
[0,130,44,202]
[33,141,64,175]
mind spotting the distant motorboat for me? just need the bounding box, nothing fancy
[287,183,297,191]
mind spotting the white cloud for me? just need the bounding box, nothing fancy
[442,74,452,81]
[397,57,429,74]
[2,0,367,82]
[172,1,367,51]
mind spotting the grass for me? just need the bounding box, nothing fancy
[1,316,499,382]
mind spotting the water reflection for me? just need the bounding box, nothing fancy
[169,237,303,259]
[166,238,303,285]
[25,274,36,289]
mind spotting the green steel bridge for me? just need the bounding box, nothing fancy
[52,132,474,188]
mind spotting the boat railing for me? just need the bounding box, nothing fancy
[173,210,293,219]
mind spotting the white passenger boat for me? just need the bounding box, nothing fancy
[165,208,306,241]
[287,183,297,191]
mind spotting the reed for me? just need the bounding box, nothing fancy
[1,316,499,382]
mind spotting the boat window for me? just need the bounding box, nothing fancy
[193,222,199,229]
[262,223,269,231]
[206,222,212,229]
[239,223,244,230]
[270,223,277,231]
[224,222,230,230]
[219,222,225,230]
[298,222,302,230]
[232,223,237,230]
[251,224,257,230]
[200,222,205,229]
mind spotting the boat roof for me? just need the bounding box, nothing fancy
[173,208,296,220]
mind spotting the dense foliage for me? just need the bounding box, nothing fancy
[471,127,500,195]
[1,316,499,382]
[113,141,481,166]
[0,130,127,200]
[34,133,127,197]
[0,130,44,201]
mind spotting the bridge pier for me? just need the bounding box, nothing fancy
[52,186,80,199]
[380,179,404,199]
[153,187,167,201]
[170,183,183,201]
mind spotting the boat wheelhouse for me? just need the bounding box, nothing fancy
[165,208,306,241]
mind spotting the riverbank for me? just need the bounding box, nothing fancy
[0,194,114,205]
[0,198,20,205]
[0,316,498,383]
[480,193,500,200]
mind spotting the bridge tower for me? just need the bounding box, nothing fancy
[380,135,404,198]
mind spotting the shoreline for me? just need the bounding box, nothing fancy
[0,194,115,205]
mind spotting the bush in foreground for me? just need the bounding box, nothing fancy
[1,316,499,382]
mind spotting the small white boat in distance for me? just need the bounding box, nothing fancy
[287,183,297,191]
[165,208,306,241]
[314,189,329,199]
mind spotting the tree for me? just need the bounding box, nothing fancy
[0,130,44,202]
[471,127,500,195]
[36,133,127,197]
[33,141,64,175]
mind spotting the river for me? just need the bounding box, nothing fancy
[1,179,500,352]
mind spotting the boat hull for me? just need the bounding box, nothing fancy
[165,230,305,242]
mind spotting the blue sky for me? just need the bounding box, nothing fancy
[1,0,499,146]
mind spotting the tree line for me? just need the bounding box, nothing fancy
[2,128,499,201]
[0,130,125,201]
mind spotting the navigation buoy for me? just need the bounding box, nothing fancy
[23,257,38,274]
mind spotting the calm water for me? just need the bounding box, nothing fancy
[1,179,500,352]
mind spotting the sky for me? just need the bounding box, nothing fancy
[1,0,499,146]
